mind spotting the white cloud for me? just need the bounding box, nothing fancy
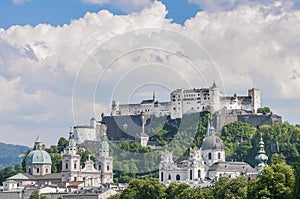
[12,0,31,5]
[1,1,300,145]
[187,0,295,12]
[82,0,153,12]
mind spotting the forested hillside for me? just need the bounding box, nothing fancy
[0,142,30,168]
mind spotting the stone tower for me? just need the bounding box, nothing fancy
[255,137,268,169]
[209,82,221,113]
[61,130,81,182]
[248,88,261,113]
[96,132,113,184]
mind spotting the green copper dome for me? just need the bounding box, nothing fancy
[26,150,52,165]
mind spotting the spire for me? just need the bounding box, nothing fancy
[67,128,76,147]
[212,81,217,88]
[206,118,215,136]
[35,134,42,143]
[255,137,268,168]
[99,131,109,150]
[34,135,43,150]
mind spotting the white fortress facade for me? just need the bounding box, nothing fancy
[74,118,107,144]
[111,83,261,119]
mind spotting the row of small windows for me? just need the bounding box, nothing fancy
[208,152,221,160]
[28,167,49,174]
[161,170,201,182]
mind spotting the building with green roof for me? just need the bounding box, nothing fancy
[25,136,52,176]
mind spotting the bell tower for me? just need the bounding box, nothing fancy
[96,132,113,184]
[61,129,81,182]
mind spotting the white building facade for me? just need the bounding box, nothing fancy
[159,122,258,185]
[111,83,261,119]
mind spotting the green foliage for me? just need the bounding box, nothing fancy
[57,137,68,153]
[119,179,166,199]
[77,149,95,167]
[213,177,248,199]
[29,190,47,199]
[0,165,21,185]
[293,160,300,199]
[251,154,295,199]
[0,142,30,168]
[257,107,271,115]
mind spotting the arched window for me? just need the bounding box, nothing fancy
[218,152,221,159]
[161,172,164,182]
[168,175,171,180]
[66,163,69,170]
[46,168,48,173]
[208,152,212,160]
[176,174,180,181]
[198,170,201,178]
[99,165,101,171]
[37,168,40,173]
[28,168,32,174]
[74,163,77,169]
[107,165,109,171]
[190,170,193,180]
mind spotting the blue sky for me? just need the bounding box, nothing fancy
[0,0,200,29]
[0,0,299,146]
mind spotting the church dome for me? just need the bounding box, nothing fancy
[26,150,52,165]
[201,135,224,151]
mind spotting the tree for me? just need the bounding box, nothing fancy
[165,183,190,199]
[213,177,248,199]
[252,154,295,199]
[293,160,300,199]
[257,107,271,115]
[29,190,47,199]
[57,137,68,153]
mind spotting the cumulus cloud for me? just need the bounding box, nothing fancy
[82,0,153,12]
[187,0,295,12]
[1,1,300,145]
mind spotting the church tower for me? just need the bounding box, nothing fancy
[255,137,268,169]
[201,120,225,166]
[96,132,113,184]
[61,129,81,182]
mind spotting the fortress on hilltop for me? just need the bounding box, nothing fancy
[74,83,281,143]
[111,82,260,119]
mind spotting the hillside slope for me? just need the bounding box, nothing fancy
[0,142,30,168]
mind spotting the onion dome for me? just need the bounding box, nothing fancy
[255,137,268,168]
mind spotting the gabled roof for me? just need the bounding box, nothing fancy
[7,173,36,180]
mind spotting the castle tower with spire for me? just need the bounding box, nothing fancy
[255,137,268,169]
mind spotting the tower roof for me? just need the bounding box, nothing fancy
[202,119,224,151]
[26,150,52,165]
[67,130,76,147]
[201,136,225,151]
[100,133,109,149]
[26,136,51,165]
[35,135,42,143]
[255,137,268,167]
